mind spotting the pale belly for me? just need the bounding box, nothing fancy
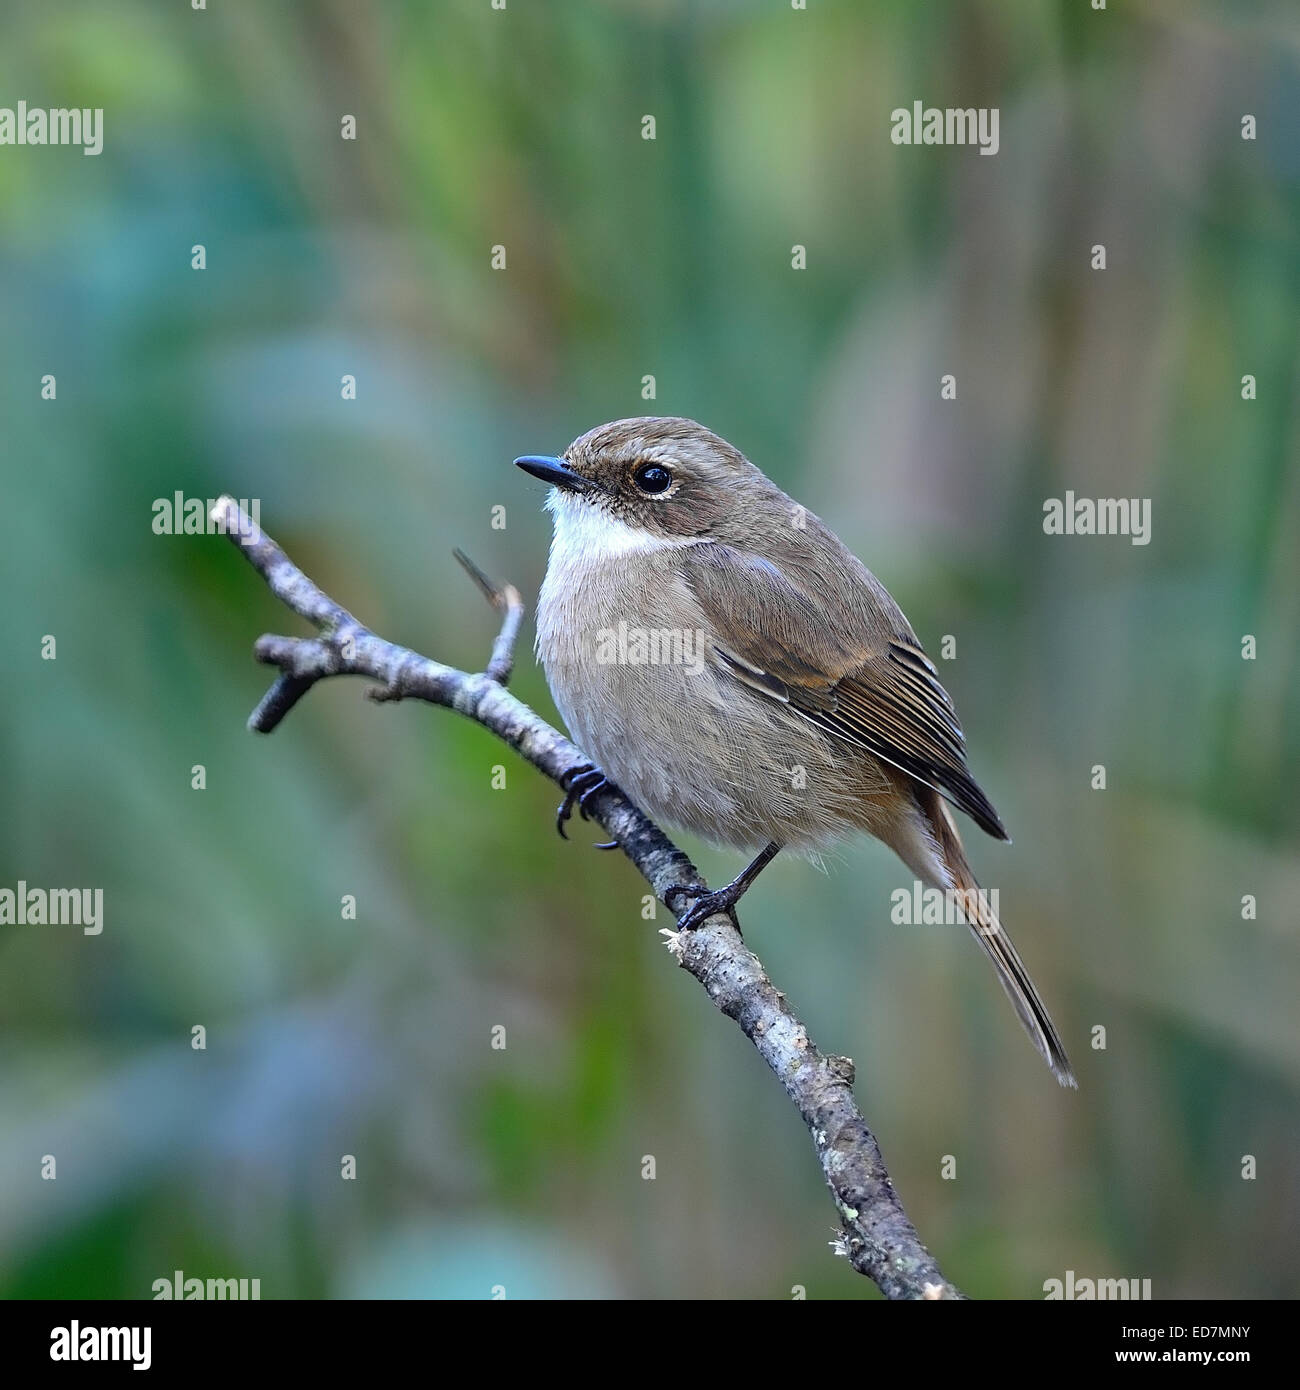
[535,549,888,851]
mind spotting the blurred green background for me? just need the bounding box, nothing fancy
[2,0,1298,1299]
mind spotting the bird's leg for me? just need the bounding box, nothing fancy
[665,842,781,933]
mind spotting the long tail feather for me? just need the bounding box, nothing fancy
[926,794,1077,1088]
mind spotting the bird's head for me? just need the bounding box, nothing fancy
[516,416,780,549]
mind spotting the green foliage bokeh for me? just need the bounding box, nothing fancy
[1,0,1297,1299]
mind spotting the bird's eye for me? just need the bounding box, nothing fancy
[633,463,673,495]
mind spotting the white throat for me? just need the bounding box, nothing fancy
[545,489,705,564]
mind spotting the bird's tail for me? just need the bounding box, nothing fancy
[923,793,1077,1089]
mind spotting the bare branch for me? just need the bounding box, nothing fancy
[211,494,963,1300]
[453,548,523,685]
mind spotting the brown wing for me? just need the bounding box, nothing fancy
[680,542,1009,840]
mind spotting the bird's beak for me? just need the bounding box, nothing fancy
[514,455,591,494]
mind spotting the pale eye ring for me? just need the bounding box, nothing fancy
[633,463,673,495]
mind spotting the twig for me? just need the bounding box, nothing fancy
[210,495,963,1300]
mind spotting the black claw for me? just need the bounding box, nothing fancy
[663,879,749,932]
[555,764,613,842]
[665,843,779,932]
[675,891,741,933]
[593,839,618,851]
[577,777,609,818]
[664,881,708,914]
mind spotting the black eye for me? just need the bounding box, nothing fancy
[633,463,673,495]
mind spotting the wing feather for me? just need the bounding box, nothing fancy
[681,543,1009,840]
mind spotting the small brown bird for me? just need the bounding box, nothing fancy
[517,417,1075,1087]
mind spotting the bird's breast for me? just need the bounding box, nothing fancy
[535,538,886,852]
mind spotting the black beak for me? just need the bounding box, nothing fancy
[514,455,591,494]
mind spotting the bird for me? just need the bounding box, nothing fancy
[516,416,1075,1087]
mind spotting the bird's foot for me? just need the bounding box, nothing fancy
[663,843,781,932]
[664,880,744,934]
[555,763,619,848]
